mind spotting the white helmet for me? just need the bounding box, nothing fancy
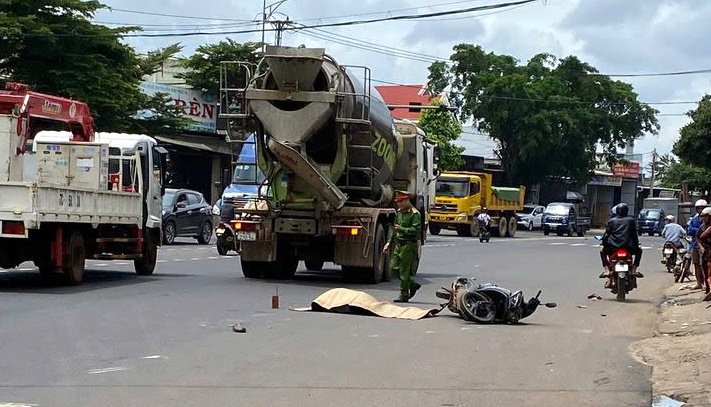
[695,199,708,207]
[702,207,711,217]
[665,215,675,222]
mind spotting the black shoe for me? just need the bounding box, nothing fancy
[394,295,409,303]
[409,284,421,300]
[599,271,611,278]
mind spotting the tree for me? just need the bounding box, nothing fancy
[661,161,711,195]
[0,0,146,131]
[417,103,464,170]
[178,40,261,92]
[428,45,659,185]
[647,153,675,180]
[673,95,711,168]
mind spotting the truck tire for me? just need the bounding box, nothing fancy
[270,249,298,280]
[428,224,441,235]
[63,231,86,286]
[305,258,324,271]
[456,227,469,237]
[577,227,586,237]
[366,224,387,284]
[240,259,263,279]
[134,234,157,276]
[497,217,508,238]
[543,228,550,236]
[507,217,517,237]
[567,225,574,237]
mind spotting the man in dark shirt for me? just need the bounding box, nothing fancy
[599,203,644,285]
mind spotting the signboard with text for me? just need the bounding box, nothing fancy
[613,162,640,179]
[588,175,623,187]
[139,82,217,133]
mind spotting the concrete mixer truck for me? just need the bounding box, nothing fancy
[219,46,437,283]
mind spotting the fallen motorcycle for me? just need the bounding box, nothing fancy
[436,277,556,324]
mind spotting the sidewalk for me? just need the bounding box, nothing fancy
[631,284,711,406]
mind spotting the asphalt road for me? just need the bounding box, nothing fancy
[0,231,671,407]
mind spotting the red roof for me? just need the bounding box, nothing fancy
[375,85,433,121]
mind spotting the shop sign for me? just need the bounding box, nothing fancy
[613,162,640,179]
[138,82,217,133]
[588,175,622,187]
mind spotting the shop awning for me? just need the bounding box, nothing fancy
[155,134,231,155]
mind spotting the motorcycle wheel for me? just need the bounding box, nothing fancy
[458,291,496,323]
[616,276,626,302]
[217,241,229,256]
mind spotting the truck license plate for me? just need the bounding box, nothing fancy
[237,231,256,241]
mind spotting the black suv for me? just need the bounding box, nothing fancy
[162,188,213,245]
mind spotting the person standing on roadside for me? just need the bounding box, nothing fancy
[687,199,708,290]
[697,207,711,300]
[383,191,422,303]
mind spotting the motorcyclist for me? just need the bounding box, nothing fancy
[661,214,686,265]
[688,199,707,290]
[477,207,491,232]
[599,203,644,285]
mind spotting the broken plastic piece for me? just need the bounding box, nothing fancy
[232,323,247,333]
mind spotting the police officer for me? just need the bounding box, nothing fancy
[383,191,422,303]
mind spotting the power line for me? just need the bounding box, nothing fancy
[105,7,253,22]
[294,0,492,22]
[8,0,537,38]
[603,68,711,78]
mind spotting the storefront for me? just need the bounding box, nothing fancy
[587,172,622,227]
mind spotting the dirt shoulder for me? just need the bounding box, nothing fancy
[631,284,711,406]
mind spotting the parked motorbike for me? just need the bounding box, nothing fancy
[605,247,637,302]
[672,238,692,283]
[436,277,556,324]
[478,220,491,243]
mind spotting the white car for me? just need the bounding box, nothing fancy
[517,205,545,230]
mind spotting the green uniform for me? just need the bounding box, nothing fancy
[388,207,422,298]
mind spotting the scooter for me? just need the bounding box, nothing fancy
[605,247,637,302]
[662,241,679,273]
[673,238,692,283]
[215,221,238,255]
[478,220,491,243]
[435,277,556,324]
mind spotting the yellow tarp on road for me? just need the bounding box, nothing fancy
[291,288,441,320]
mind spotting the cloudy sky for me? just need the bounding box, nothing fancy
[95,0,711,167]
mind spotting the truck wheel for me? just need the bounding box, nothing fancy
[469,220,479,237]
[163,221,176,245]
[428,224,441,235]
[366,225,387,284]
[305,258,324,271]
[507,217,517,237]
[456,227,469,237]
[577,227,586,237]
[543,228,550,236]
[134,235,158,276]
[240,259,263,278]
[567,226,573,237]
[270,249,298,280]
[63,231,86,286]
[196,222,212,245]
[497,217,508,238]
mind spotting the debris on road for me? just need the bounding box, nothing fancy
[652,395,686,407]
[577,305,587,309]
[587,293,602,300]
[272,286,279,309]
[291,288,440,320]
[232,323,247,333]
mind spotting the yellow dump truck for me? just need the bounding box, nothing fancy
[429,171,525,237]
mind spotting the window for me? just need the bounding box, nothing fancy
[436,180,468,197]
[408,102,422,113]
[534,207,543,215]
[176,194,188,204]
[187,193,201,205]
[470,182,480,196]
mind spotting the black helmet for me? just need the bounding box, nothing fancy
[615,203,629,217]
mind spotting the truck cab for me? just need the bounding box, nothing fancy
[541,202,589,237]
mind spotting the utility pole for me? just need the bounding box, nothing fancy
[649,149,657,198]
[261,0,267,53]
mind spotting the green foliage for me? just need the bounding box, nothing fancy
[0,0,147,131]
[661,161,711,194]
[178,40,261,92]
[417,103,464,170]
[673,95,711,168]
[139,43,184,77]
[428,45,659,184]
[647,153,675,180]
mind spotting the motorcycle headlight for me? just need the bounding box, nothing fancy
[212,205,221,216]
[457,212,467,221]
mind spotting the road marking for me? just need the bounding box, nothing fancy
[94,263,108,267]
[550,242,567,245]
[207,256,219,260]
[190,258,201,261]
[0,403,39,407]
[641,246,653,249]
[16,268,34,271]
[114,262,129,266]
[569,243,587,246]
[87,366,128,375]
[156,260,166,263]
[141,355,166,360]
